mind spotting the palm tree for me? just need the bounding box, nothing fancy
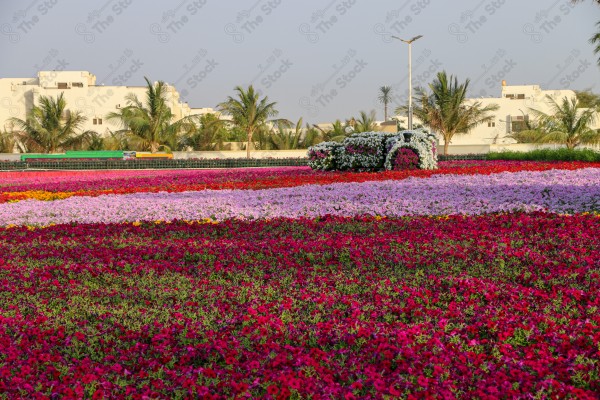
[106,77,197,153]
[521,95,599,149]
[182,113,227,151]
[378,86,392,121]
[398,71,499,155]
[97,130,133,150]
[300,123,322,148]
[267,118,306,150]
[591,21,600,66]
[218,85,279,158]
[353,110,378,133]
[570,1,600,65]
[10,93,96,153]
[313,119,350,142]
[575,90,600,108]
[0,129,17,153]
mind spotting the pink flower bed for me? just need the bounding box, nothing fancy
[0,214,599,398]
[1,163,599,398]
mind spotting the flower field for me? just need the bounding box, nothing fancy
[1,161,599,398]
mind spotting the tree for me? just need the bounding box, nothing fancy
[378,86,392,121]
[590,21,600,66]
[353,110,378,133]
[267,118,304,150]
[575,90,600,108]
[106,77,197,153]
[182,113,227,151]
[313,120,351,142]
[10,93,96,153]
[571,1,600,65]
[520,95,599,149]
[300,123,322,148]
[218,85,279,158]
[398,71,499,155]
[0,129,17,153]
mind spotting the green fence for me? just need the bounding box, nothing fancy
[0,157,310,171]
[0,155,493,171]
[437,154,488,161]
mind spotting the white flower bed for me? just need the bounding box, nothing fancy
[307,130,438,171]
[384,130,438,170]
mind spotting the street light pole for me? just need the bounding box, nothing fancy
[392,35,423,130]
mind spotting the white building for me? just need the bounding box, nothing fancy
[392,81,598,145]
[0,70,215,137]
[454,82,579,145]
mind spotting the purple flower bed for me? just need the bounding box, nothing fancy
[1,168,599,226]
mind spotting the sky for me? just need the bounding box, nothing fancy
[0,0,599,124]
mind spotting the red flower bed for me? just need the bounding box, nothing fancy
[1,161,600,203]
[1,213,599,398]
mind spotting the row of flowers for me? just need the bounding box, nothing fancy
[2,161,600,203]
[1,167,599,226]
[1,213,599,398]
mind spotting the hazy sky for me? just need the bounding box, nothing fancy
[1,0,599,123]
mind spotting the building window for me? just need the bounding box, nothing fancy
[488,121,496,127]
[57,82,68,89]
[93,118,103,125]
[72,82,83,87]
[511,115,529,133]
[505,93,525,100]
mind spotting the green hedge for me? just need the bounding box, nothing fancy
[487,148,600,162]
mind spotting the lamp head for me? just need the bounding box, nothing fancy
[392,35,423,43]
